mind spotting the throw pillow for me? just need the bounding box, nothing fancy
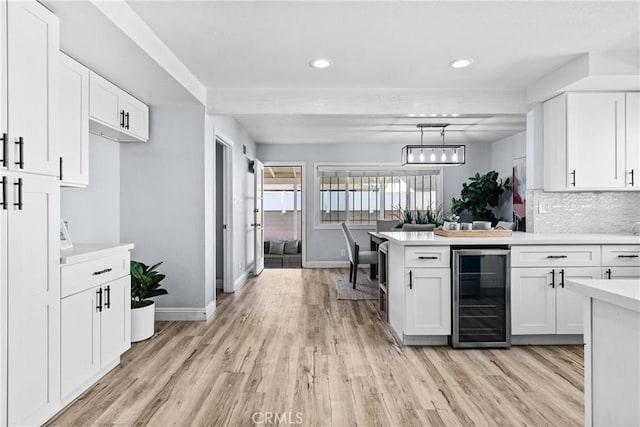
[269,240,285,255]
[284,240,298,254]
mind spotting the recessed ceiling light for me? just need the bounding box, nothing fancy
[310,58,332,69]
[451,114,460,117]
[449,58,474,69]
[429,113,437,117]
[441,114,448,117]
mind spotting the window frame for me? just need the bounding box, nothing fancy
[313,162,444,230]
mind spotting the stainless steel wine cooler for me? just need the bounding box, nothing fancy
[452,247,511,349]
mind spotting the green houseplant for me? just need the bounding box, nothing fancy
[130,260,167,342]
[451,171,512,226]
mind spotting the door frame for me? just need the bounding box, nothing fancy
[263,162,306,268]
[214,130,235,293]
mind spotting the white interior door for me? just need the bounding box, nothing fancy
[254,160,264,275]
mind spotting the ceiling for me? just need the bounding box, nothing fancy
[50,1,640,145]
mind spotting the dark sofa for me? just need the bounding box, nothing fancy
[264,240,302,268]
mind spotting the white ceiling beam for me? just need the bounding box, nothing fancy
[207,88,526,116]
[90,0,207,106]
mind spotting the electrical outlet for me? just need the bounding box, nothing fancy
[340,249,346,257]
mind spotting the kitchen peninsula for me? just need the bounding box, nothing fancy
[381,231,640,346]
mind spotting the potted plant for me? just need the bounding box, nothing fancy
[451,170,512,226]
[130,260,167,342]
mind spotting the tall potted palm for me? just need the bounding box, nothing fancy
[130,260,168,342]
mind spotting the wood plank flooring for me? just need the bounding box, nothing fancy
[47,268,584,426]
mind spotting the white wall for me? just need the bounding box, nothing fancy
[120,106,207,311]
[257,141,492,264]
[60,134,120,243]
[490,131,526,221]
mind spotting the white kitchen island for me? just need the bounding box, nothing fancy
[380,231,640,346]
[566,279,640,427]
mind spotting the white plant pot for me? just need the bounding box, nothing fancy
[131,301,155,342]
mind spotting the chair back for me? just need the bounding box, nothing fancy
[340,223,356,263]
[376,220,399,232]
[402,223,435,232]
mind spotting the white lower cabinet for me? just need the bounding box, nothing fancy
[601,245,640,279]
[405,268,451,335]
[511,266,600,335]
[60,249,131,405]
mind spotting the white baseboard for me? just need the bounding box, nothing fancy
[233,268,251,291]
[155,306,209,321]
[205,299,216,320]
[304,261,372,269]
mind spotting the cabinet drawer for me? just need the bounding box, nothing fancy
[602,245,640,267]
[405,246,449,268]
[511,245,600,267]
[61,253,130,298]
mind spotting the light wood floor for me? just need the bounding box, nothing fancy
[47,269,584,426]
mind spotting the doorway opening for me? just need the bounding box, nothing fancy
[263,165,303,269]
[214,135,234,295]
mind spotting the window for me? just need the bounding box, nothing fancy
[316,165,442,227]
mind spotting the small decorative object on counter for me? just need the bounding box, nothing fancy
[130,260,168,342]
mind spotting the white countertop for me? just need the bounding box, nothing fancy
[379,231,640,246]
[566,279,640,313]
[60,243,135,265]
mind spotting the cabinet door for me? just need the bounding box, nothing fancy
[89,71,121,129]
[556,267,600,334]
[100,276,130,366]
[7,0,59,176]
[405,268,451,335]
[59,53,89,187]
[567,93,626,189]
[120,95,149,141]
[626,92,640,188]
[1,1,6,172]
[6,174,60,425]
[0,175,7,424]
[61,287,100,399]
[511,268,556,335]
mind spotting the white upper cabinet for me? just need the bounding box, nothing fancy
[58,53,89,187]
[626,92,640,188]
[544,92,639,191]
[89,71,149,142]
[4,0,59,176]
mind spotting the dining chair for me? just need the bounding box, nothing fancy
[341,223,378,288]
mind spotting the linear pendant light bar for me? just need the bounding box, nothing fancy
[401,123,466,166]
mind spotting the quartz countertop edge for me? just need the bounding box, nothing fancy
[566,279,640,313]
[379,231,640,246]
[60,243,135,265]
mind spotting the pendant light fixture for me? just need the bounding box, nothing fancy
[401,123,466,166]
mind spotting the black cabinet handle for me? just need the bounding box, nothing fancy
[13,178,22,210]
[1,176,6,210]
[104,285,111,309]
[92,268,112,276]
[569,170,576,187]
[59,157,63,181]
[418,256,438,260]
[559,269,565,288]
[14,137,23,169]
[606,268,612,280]
[1,133,7,167]
[125,112,130,129]
[409,270,413,289]
[96,288,103,312]
[630,169,635,187]
[617,254,639,258]
[549,269,555,288]
[120,110,125,128]
[547,255,568,259]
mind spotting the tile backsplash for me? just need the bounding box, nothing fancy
[527,190,640,234]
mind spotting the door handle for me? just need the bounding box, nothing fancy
[630,169,635,187]
[125,112,130,129]
[104,285,111,309]
[546,255,567,259]
[1,176,6,210]
[559,269,565,288]
[1,133,6,167]
[617,254,639,258]
[418,256,438,260]
[606,268,612,280]
[409,270,413,289]
[92,268,113,276]
[14,137,24,169]
[59,157,63,181]
[96,288,103,312]
[120,110,125,128]
[549,269,555,288]
[13,178,22,210]
[569,169,576,187]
